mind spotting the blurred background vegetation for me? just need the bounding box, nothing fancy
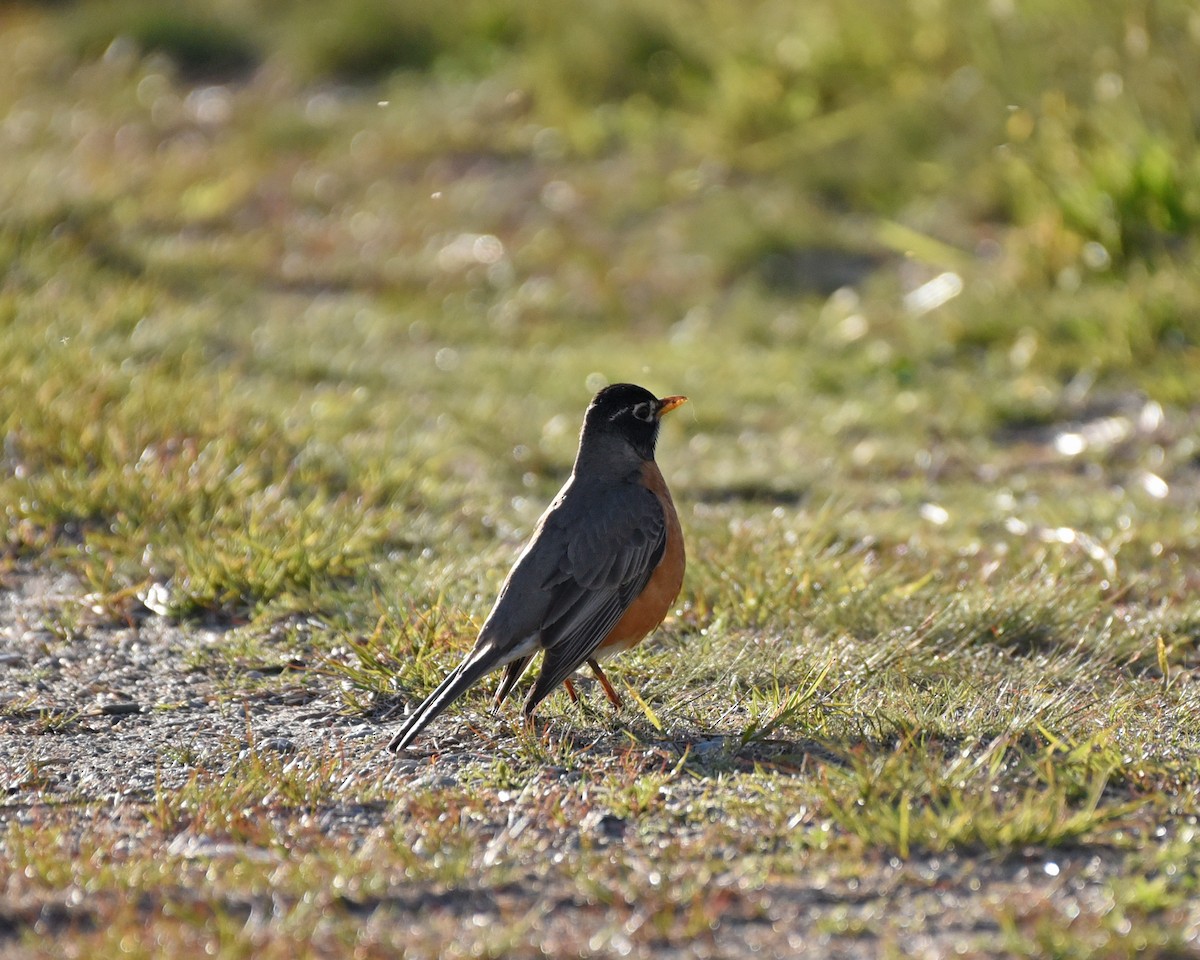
[1,0,1199,616]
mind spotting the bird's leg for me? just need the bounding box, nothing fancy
[586,659,623,710]
[562,678,580,703]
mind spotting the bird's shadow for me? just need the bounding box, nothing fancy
[374,694,851,775]
[374,691,1054,781]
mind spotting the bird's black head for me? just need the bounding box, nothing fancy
[581,383,687,461]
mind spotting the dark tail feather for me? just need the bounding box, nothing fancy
[522,644,587,719]
[492,655,533,709]
[387,648,502,752]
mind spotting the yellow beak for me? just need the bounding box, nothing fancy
[657,395,687,417]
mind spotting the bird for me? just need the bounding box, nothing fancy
[387,383,686,752]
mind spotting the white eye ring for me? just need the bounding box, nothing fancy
[631,402,655,422]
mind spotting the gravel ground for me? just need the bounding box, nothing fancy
[0,565,373,804]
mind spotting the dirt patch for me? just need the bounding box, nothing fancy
[1,565,371,805]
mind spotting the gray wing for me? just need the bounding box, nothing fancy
[521,481,667,710]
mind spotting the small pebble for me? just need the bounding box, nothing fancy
[96,702,143,716]
[411,774,459,790]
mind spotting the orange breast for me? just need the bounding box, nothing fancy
[598,461,685,656]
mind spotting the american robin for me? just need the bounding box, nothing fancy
[387,383,686,752]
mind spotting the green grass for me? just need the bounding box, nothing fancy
[3,0,1200,956]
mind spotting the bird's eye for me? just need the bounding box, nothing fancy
[630,402,654,422]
